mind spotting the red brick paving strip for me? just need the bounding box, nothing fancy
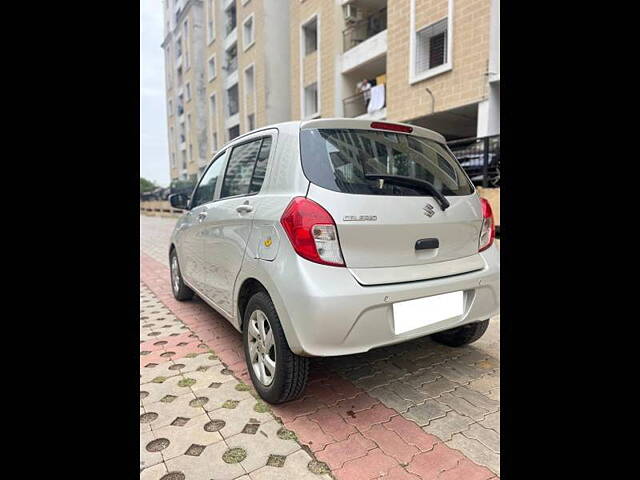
[140,252,498,480]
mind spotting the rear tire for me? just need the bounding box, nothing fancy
[431,319,489,347]
[170,249,194,301]
[243,291,308,404]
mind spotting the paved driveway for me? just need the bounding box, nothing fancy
[140,214,500,479]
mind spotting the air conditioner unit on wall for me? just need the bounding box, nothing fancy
[343,4,363,24]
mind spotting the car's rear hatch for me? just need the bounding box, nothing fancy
[300,119,485,285]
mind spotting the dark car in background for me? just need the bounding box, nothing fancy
[448,136,500,187]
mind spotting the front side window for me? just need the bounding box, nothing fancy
[190,152,226,208]
[299,128,473,196]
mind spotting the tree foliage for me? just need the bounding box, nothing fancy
[140,177,157,193]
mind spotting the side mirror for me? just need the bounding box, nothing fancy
[169,193,190,210]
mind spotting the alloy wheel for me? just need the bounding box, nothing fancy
[171,255,180,294]
[247,309,276,386]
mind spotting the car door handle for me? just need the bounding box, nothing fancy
[197,211,207,222]
[415,238,439,250]
[236,205,254,213]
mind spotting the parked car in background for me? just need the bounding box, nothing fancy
[449,136,500,187]
[168,119,500,404]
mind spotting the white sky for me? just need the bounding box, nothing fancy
[140,0,170,187]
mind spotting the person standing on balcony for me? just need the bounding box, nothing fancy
[356,78,372,107]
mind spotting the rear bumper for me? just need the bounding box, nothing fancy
[269,243,500,357]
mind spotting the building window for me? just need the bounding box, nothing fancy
[224,44,238,74]
[243,14,255,51]
[227,84,239,116]
[176,37,183,58]
[177,94,184,115]
[186,82,191,101]
[208,55,217,81]
[177,66,183,86]
[304,82,318,118]
[168,99,173,116]
[228,125,240,140]
[302,17,318,55]
[244,65,255,103]
[209,94,218,152]
[247,113,255,131]
[189,144,193,163]
[224,1,237,36]
[183,19,190,68]
[415,18,448,74]
[207,0,216,43]
[172,153,176,168]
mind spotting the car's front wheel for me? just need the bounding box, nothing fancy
[170,249,194,301]
[243,291,308,404]
[431,319,490,347]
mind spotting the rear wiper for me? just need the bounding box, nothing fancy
[363,174,450,211]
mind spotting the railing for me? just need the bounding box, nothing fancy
[343,8,387,52]
[224,56,238,74]
[342,87,385,118]
[448,135,500,188]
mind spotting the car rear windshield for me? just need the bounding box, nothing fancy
[299,128,474,196]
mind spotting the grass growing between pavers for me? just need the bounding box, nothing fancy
[222,447,247,464]
[253,401,270,413]
[277,427,297,441]
[177,377,196,387]
[222,400,240,409]
[308,460,331,474]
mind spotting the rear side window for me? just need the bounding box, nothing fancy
[249,137,272,193]
[299,128,473,196]
[220,136,273,199]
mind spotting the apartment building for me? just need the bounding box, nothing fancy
[290,0,500,140]
[163,0,291,184]
[162,0,210,182]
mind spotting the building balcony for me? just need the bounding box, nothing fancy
[224,27,237,50]
[342,29,387,74]
[343,84,386,118]
[343,8,387,53]
[223,60,238,76]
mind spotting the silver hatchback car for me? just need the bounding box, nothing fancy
[168,118,500,404]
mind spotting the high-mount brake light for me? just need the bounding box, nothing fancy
[280,197,345,267]
[370,121,413,133]
[478,198,495,252]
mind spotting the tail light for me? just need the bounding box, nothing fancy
[478,198,495,252]
[280,197,345,267]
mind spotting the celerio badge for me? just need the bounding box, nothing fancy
[343,215,377,222]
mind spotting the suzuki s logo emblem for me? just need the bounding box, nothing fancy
[423,203,435,217]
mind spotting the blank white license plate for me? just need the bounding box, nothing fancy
[393,291,464,335]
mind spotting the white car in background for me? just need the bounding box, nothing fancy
[168,118,500,404]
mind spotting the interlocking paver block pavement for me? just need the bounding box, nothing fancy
[139,278,332,480]
[140,215,501,479]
